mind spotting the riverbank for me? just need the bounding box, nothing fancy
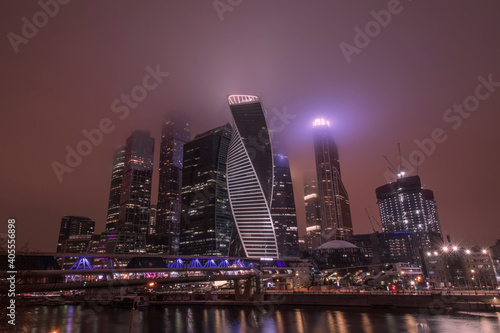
[16,290,500,313]
[145,294,500,312]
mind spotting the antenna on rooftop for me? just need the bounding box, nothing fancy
[397,143,405,178]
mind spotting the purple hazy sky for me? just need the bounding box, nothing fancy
[1,0,499,252]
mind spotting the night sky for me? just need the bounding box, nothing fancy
[1,0,499,252]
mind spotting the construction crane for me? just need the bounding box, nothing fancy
[383,155,398,176]
[397,142,403,176]
[364,208,379,233]
[371,215,383,231]
[383,143,408,179]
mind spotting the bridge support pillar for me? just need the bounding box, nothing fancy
[255,272,262,294]
[243,277,254,300]
[234,279,243,301]
[254,272,264,301]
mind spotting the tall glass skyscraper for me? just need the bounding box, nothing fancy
[272,152,299,257]
[179,124,234,256]
[303,171,322,250]
[56,216,95,253]
[157,118,191,254]
[376,175,442,249]
[313,118,353,242]
[118,130,155,234]
[105,145,125,232]
[226,95,278,258]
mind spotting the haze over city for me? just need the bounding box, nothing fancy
[1,0,500,252]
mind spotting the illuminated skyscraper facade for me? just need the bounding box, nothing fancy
[56,216,95,253]
[179,124,234,256]
[271,153,299,257]
[226,95,278,258]
[313,118,353,242]
[118,130,154,234]
[105,145,125,232]
[376,175,442,250]
[303,172,322,250]
[157,118,191,254]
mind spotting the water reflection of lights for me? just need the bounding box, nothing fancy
[187,308,194,333]
[66,305,74,333]
[275,309,285,333]
[385,313,396,331]
[361,313,373,333]
[163,308,171,330]
[239,309,247,333]
[294,309,305,333]
[326,311,335,331]
[203,308,209,333]
[335,311,348,333]
[404,314,418,333]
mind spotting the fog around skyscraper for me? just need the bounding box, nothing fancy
[157,118,191,254]
[313,118,353,242]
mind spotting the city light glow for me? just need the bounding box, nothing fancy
[313,118,331,127]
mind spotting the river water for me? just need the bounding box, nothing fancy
[18,304,500,333]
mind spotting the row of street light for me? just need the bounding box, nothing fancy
[426,246,489,256]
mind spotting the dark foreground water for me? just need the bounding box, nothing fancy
[17,304,500,333]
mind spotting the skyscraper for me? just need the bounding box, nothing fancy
[376,175,442,248]
[105,145,125,232]
[226,95,278,258]
[272,152,299,257]
[179,124,234,256]
[313,118,353,242]
[303,171,322,250]
[157,118,191,254]
[354,232,422,266]
[148,204,157,235]
[118,130,154,234]
[56,216,95,253]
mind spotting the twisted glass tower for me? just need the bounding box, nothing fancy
[226,95,278,258]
